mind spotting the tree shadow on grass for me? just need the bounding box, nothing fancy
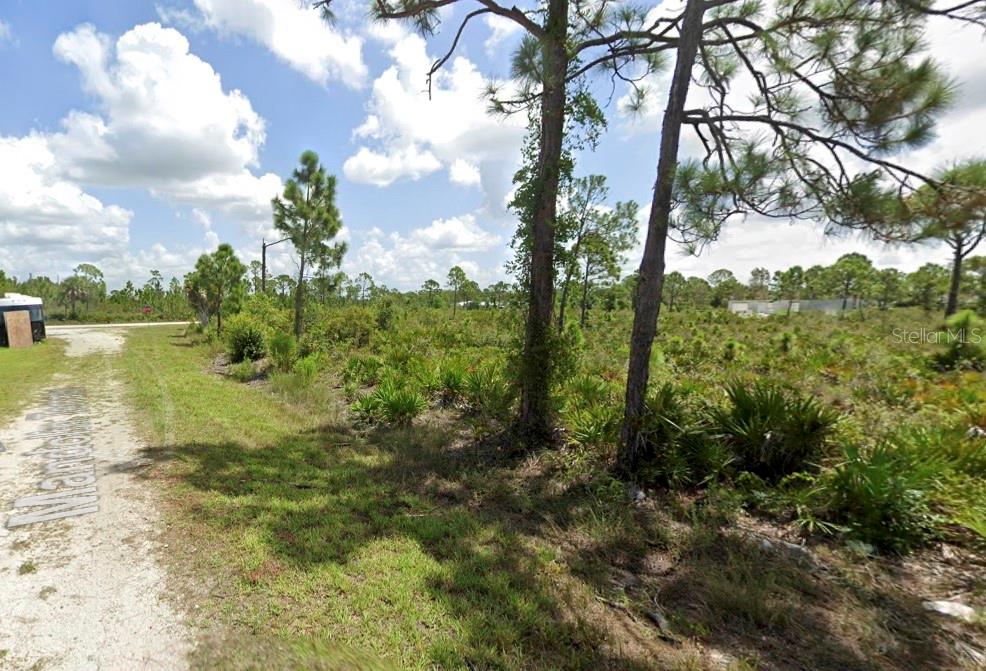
[133,420,962,670]
[136,421,680,669]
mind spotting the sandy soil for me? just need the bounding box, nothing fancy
[0,328,192,670]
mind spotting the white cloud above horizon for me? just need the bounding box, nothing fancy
[343,25,526,216]
[342,213,504,288]
[160,0,367,88]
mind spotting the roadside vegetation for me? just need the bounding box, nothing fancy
[0,338,65,417]
[118,298,985,669]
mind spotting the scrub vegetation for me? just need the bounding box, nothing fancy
[117,301,985,669]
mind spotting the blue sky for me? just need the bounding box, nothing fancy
[1,0,984,290]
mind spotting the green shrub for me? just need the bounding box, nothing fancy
[463,363,514,420]
[229,360,257,383]
[224,314,266,363]
[376,300,396,331]
[293,355,321,386]
[351,393,383,423]
[564,374,613,410]
[637,384,729,488]
[375,381,427,425]
[343,354,384,386]
[819,442,944,553]
[934,310,986,370]
[239,293,292,335]
[268,332,296,372]
[350,377,427,426]
[711,382,839,481]
[722,339,742,362]
[436,361,466,406]
[566,404,620,448]
[301,306,377,354]
[778,331,795,354]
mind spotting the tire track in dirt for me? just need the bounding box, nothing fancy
[0,327,192,670]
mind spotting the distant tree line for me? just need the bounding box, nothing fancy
[652,252,985,315]
[0,264,188,321]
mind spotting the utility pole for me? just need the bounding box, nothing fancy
[260,236,289,293]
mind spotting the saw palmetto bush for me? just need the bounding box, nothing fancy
[463,363,514,421]
[819,441,945,554]
[351,378,427,426]
[343,353,384,386]
[711,382,840,481]
[637,384,730,489]
[436,360,467,407]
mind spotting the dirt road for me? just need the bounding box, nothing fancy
[0,327,192,670]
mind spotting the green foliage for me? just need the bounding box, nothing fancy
[229,360,257,383]
[293,355,321,386]
[376,299,397,331]
[436,360,466,407]
[636,384,731,489]
[565,403,620,449]
[712,382,839,481]
[273,150,346,337]
[224,314,266,363]
[343,354,384,386]
[819,442,943,554]
[186,243,247,331]
[377,382,427,425]
[268,332,297,372]
[240,293,293,335]
[353,379,427,426]
[463,363,515,421]
[934,310,986,370]
[301,305,377,353]
[565,374,613,408]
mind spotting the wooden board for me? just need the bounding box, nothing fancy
[3,310,33,348]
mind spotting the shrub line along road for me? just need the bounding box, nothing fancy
[0,325,192,671]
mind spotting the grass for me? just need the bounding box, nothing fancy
[0,338,66,417]
[116,324,984,670]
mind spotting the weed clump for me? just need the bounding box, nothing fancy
[268,332,296,372]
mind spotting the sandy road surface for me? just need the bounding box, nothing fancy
[0,326,192,670]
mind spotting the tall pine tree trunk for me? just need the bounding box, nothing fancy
[294,251,306,339]
[579,255,591,327]
[557,276,571,332]
[945,235,965,317]
[618,0,704,476]
[517,0,569,445]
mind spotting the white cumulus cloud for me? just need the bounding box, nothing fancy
[345,27,525,208]
[343,214,503,289]
[0,134,132,280]
[448,158,481,187]
[184,0,367,88]
[49,22,281,234]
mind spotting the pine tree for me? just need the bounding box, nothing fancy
[272,150,346,338]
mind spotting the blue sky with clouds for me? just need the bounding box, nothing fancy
[1,0,984,290]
